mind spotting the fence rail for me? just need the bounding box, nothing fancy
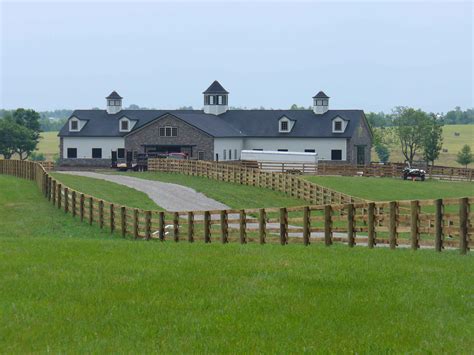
[0,159,472,253]
[239,160,474,181]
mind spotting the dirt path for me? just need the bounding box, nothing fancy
[56,171,230,212]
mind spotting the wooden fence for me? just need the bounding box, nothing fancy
[148,159,362,205]
[239,160,474,181]
[0,159,472,253]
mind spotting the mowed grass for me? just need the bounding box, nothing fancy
[117,171,307,209]
[376,124,474,167]
[50,172,160,210]
[36,131,59,160]
[303,175,474,201]
[1,175,473,353]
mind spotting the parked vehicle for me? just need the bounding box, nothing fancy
[167,152,188,160]
[402,166,426,181]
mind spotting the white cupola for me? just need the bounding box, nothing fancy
[106,91,123,114]
[312,91,329,115]
[203,80,229,115]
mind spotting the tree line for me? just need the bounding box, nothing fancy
[373,107,473,168]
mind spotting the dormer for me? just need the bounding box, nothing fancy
[118,116,136,133]
[106,91,123,114]
[332,116,348,133]
[69,116,85,132]
[278,116,295,133]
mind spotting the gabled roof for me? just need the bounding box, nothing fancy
[59,109,365,139]
[203,81,229,94]
[313,91,329,99]
[106,91,122,99]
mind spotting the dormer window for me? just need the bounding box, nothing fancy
[332,117,346,133]
[280,121,289,132]
[69,118,80,132]
[121,120,129,131]
[278,116,294,133]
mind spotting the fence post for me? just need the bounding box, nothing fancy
[133,209,139,239]
[220,210,228,244]
[173,212,179,242]
[159,211,165,241]
[459,197,469,255]
[64,188,69,213]
[89,197,94,225]
[410,200,420,250]
[324,205,332,246]
[98,200,104,228]
[368,202,376,248]
[259,208,266,244]
[239,209,247,244]
[57,184,62,209]
[187,211,194,242]
[434,199,443,252]
[303,206,310,246]
[279,207,288,245]
[80,194,84,222]
[145,211,151,240]
[389,201,398,249]
[52,180,56,205]
[109,203,114,232]
[204,211,211,243]
[71,191,77,217]
[121,206,127,238]
[347,203,355,247]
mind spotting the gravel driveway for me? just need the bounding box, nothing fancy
[56,171,230,212]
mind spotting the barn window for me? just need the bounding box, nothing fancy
[70,120,79,131]
[67,148,77,158]
[117,148,125,159]
[121,120,129,131]
[92,148,102,159]
[331,149,342,160]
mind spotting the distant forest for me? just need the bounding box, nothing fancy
[0,106,472,132]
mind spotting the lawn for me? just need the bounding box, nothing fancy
[117,171,307,209]
[1,175,473,353]
[50,172,160,210]
[303,175,474,201]
[375,124,474,167]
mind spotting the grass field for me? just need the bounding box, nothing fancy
[36,131,59,160]
[303,176,474,201]
[0,175,473,353]
[117,171,307,209]
[376,124,474,167]
[50,173,160,210]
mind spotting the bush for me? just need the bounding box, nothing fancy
[375,144,390,164]
[30,152,46,161]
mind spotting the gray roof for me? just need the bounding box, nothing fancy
[313,91,329,99]
[106,91,122,99]
[203,80,229,94]
[59,108,366,139]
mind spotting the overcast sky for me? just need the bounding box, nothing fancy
[1,1,473,112]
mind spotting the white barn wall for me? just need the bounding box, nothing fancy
[214,138,244,161]
[242,138,347,161]
[63,137,124,159]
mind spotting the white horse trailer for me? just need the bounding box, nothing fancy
[240,150,318,174]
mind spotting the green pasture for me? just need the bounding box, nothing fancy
[0,175,472,353]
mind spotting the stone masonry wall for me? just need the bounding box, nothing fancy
[347,114,373,164]
[124,114,214,160]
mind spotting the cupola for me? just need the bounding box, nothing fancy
[106,91,123,114]
[312,91,329,115]
[203,80,229,115]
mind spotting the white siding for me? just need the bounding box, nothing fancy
[63,137,124,159]
[242,138,347,161]
[213,138,244,161]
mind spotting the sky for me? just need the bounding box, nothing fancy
[1,0,473,113]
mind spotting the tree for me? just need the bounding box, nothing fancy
[375,144,390,163]
[456,145,473,168]
[392,107,432,165]
[10,108,41,140]
[0,119,35,159]
[290,104,306,110]
[423,114,444,168]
